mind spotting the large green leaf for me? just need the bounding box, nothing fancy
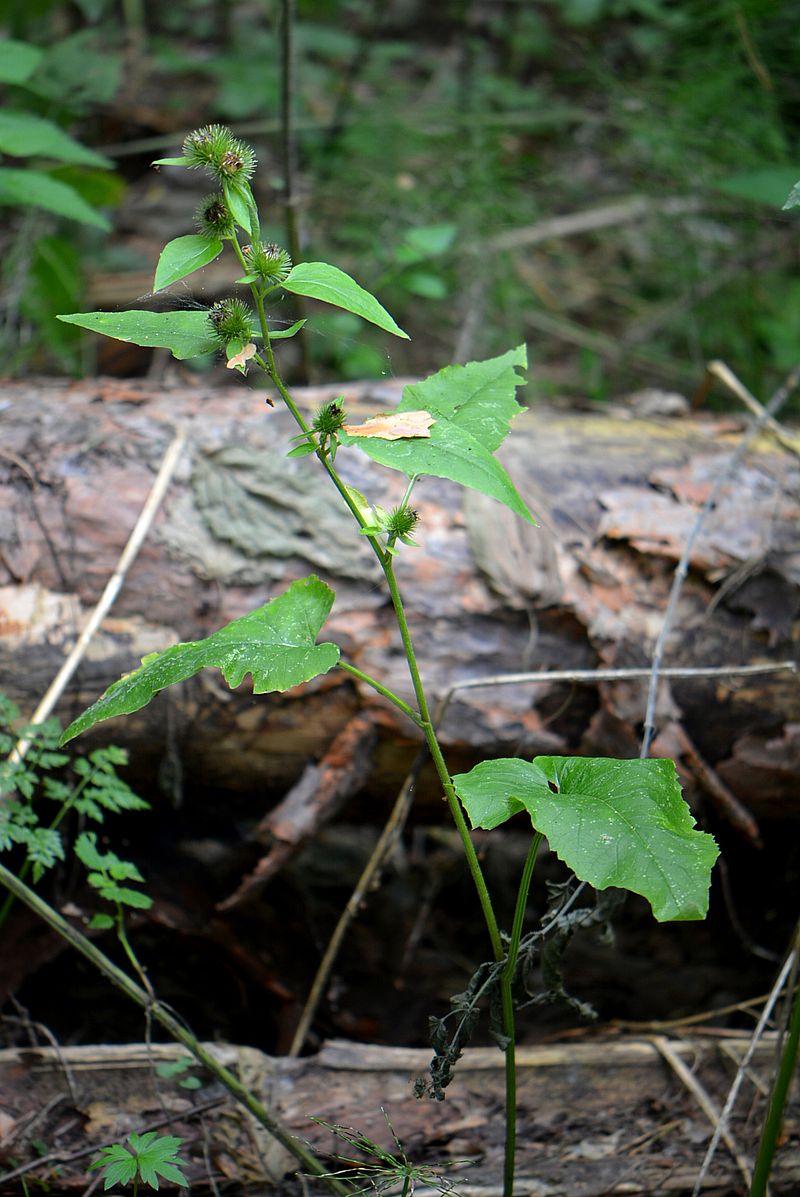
[282,262,409,339]
[62,577,340,744]
[0,113,111,167]
[401,346,528,452]
[453,755,719,921]
[341,346,535,523]
[0,40,43,84]
[154,234,224,292]
[57,310,218,359]
[0,168,110,228]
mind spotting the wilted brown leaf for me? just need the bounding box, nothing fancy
[343,410,434,440]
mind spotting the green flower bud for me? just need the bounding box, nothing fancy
[385,506,419,543]
[312,400,346,439]
[242,242,293,285]
[195,193,235,239]
[208,298,255,346]
[182,125,257,182]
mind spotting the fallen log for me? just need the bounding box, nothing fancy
[0,376,798,826]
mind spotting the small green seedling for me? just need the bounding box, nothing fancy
[154,1056,203,1091]
[89,1133,189,1193]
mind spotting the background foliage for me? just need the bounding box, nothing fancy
[1,0,797,399]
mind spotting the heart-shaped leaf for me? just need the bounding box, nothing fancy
[453,755,719,921]
[282,262,409,339]
[61,576,340,743]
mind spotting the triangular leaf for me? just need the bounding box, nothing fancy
[453,755,719,921]
[340,347,535,523]
[282,262,409,339]
[62,577,340,743]
[154,234,223,291]
[0,168,110,228]
[56,309,218,359]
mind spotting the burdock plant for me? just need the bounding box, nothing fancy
[57,124,719,1197]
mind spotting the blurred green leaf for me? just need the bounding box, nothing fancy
[0,168,110,228]
[0,112,111,167]
[714,168,800,207]
[0,39,43,84]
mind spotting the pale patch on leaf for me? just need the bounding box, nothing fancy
[343,410,434,440]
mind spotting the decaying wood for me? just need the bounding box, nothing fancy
[0,1035,797,1195]
[217,712,378,910]
[1,377,799,821]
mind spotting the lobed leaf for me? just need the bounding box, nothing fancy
[154,234,223,291]
[61,577,340,743]
[453,755,719,921]
[282,262,409,338]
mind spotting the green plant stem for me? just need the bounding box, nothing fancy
[500,832,543,1197]
[0,859,349,1196]
[337,662,422,725]
[246,259,391,566]
[259,346,504,958]
[253,335,514,1186]
[381,557,504,961]
[749,962,800,1196]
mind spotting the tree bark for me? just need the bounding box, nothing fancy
[1,377,798,822]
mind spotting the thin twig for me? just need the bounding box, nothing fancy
[439,660,795,699]
[5,431,187,768]
[691,939,798,1196]
[651,1035,752,1190]
[707,360,800,459]
[486,196,703,252]
[641,362,800,757]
